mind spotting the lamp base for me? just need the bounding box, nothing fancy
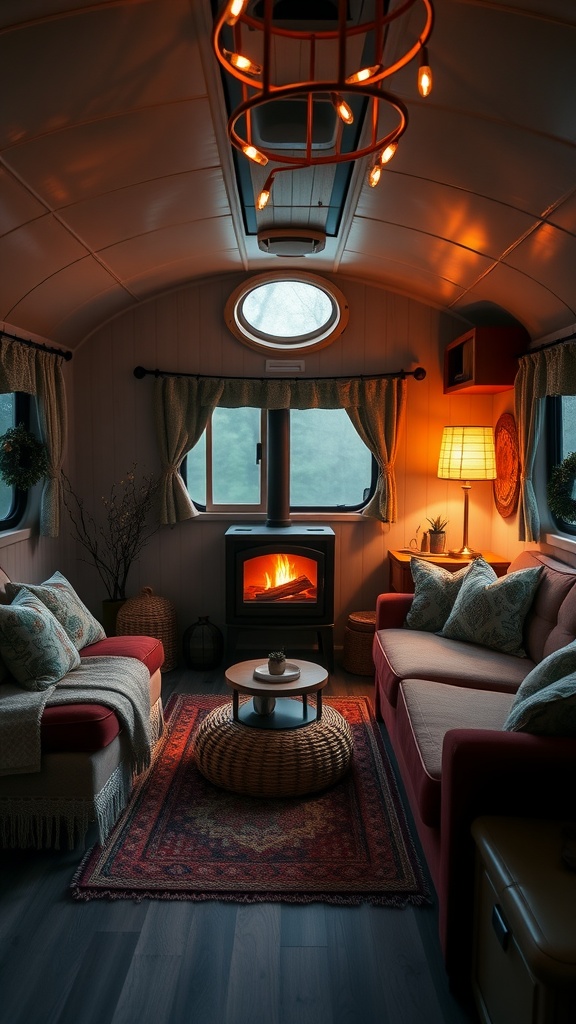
[448,546,481,559]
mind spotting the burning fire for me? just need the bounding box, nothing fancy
[264,554,297,589]
[243,551,318,602]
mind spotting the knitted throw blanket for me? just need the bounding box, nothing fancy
[0,656,154,777]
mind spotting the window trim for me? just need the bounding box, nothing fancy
[224,272,349,353]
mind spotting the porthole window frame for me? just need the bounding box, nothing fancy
[224,272,349,353]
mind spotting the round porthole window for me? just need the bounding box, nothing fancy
[224,273,349,353]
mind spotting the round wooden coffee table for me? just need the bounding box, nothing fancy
[225,657,328,729]
[193,659,353,798]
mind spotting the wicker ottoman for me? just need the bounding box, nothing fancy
[193,701,353,798]
[342,610,376,676]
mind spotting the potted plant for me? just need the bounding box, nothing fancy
[63,466,159,633]
[426,514,449,554]
[0,423,49,489]
[267,650,286,675]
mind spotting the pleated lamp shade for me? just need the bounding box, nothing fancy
[437,425,496,481]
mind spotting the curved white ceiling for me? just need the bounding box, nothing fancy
[1,0,575,348]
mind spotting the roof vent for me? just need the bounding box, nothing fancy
[257,229,326,257]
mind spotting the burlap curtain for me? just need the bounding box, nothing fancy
[0,338,67,537]
[515,341,576,541]
[155,374,407,525]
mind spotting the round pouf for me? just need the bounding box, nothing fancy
[342,610,376,676]
[193,702,353,798]
[116,586,178,671]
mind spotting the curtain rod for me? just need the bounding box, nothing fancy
[0,329,73,361]
[133,365,426,382]
[520,332,576,357]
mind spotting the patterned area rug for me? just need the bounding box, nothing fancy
[72,695,430,906]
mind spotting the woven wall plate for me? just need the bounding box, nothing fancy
[493,412,520,518]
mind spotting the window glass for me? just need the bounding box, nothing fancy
[290,408,373,508]
[186,407,263,509]
[0,394,14,519]
[225,273,349,352]
[547,395,576,534]
[184,406,374,512]
[559,396,576,460]
[0,393,30,529]
[212,407,262,505]
[242,280,335,341]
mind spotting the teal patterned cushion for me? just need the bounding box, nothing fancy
[0,589,80,690]
[440,562,542,657]
[405,557,485,633]
[6,571,104,650]
[504,640,576,735]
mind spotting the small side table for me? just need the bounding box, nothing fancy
[225,658,328,729]
[388,549,510,593]
[471,816,576,1024]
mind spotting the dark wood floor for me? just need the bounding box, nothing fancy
[0,660,479,1024]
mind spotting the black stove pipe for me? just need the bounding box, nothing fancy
[266,409,290,527]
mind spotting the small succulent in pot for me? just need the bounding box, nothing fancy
[426,514,449,533]
[267,650,286,675]
[426,514,448,554]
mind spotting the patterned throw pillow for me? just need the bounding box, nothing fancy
[6,571,105,650]
[440,562,542,657]
[504,639,576,735]
[0,588,80,690]
[405,557,484,633]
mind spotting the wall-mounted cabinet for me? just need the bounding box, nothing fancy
[443,326,529,395]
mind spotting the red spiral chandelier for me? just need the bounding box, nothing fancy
[212,0,434,210]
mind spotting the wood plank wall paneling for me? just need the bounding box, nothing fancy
[4,273,532,652]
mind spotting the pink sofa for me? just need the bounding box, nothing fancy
[373,550,576,988]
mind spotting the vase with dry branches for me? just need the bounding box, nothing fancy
[63,466,159,603]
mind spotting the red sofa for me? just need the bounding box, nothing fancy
[0,633,164,848]
[0,565,165,849]
[373,550,576,988]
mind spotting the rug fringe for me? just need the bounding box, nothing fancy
[70,882,430,907]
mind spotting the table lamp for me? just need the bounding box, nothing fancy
[437,425,496,557]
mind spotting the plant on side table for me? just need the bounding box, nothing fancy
[268,650,286,675]
[426,514,449,554]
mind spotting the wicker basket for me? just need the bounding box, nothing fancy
[115,586,177,672]
[342,610,376,676]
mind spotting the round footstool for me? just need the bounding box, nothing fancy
[193,701,353,798]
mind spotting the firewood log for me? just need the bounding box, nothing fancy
[254,574,313,601]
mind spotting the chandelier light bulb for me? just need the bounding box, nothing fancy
[225,0,248,26]
[242,144,268,166]
[346,64,381,86]
[223,50,262,76]
[380,142,398,164]
[418,48,433,97]
[368,163,382,188]
[256,188,270,210]
[331,93,354,125]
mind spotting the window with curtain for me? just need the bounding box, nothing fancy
[0,392,31,530]
[184,407,376,512]
[546,394,576,535]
